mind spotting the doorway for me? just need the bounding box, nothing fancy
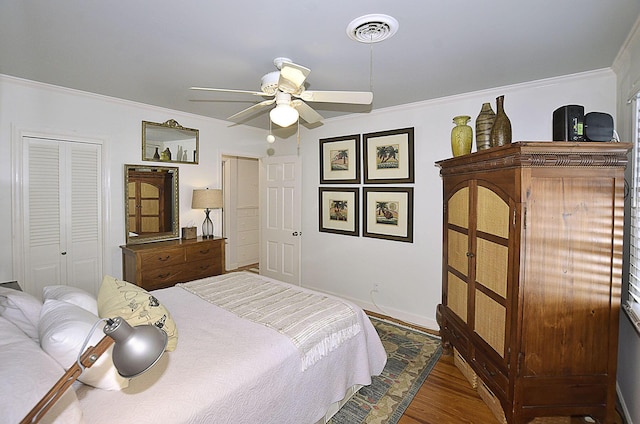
[222,155,260,271]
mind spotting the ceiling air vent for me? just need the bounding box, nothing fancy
[346,14,399,43]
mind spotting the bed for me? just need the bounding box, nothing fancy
[0,272,387,424]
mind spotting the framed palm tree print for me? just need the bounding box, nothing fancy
[319,134,361,184]
[363,127,414,184]
[319,187,359,236]
[363,187,414,242]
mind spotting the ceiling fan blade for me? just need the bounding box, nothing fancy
[292,100,324,124]
[298,90,373,104]
[190,87,269,97]
[228,99,275,122]
[278,62,311,94]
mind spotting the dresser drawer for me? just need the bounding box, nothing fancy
[140,266,186,290]
[185,242,221,262]
[139,247,185,271]
[181,258,222,281]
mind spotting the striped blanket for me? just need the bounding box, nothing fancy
[177,272,361,370]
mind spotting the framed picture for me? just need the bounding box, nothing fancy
[363,187,414,243]
[319,134,361,184]
[319,187,359,236]
[363,127,414,184]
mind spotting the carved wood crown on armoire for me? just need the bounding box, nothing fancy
[436,142,632,424]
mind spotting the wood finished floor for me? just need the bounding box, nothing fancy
[398,351,624,424]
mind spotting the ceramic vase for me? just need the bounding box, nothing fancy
[451,115,473,157]
[475,103,496,151]
[489,95,512,147]
[153,147,160,160]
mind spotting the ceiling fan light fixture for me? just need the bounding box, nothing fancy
[270,104,299,127]
[346,14,399,43]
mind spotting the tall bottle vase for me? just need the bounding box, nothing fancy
[475,103,496,151]
[451,115,473,157]
[489,95,512,147]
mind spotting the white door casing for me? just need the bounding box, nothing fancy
[259,155,301,285]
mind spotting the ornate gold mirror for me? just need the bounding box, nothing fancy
[142,119,199,164]
[125,164,179,245]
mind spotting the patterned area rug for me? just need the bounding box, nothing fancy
[329,316,442,424]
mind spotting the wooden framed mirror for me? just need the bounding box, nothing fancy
[125,164,179,245]
[142,119,199,164]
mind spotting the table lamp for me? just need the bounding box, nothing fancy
[21,317,168,424]
[191,188,223,238]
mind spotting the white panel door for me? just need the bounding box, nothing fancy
[259,155,301,285]
[22,136,102,296]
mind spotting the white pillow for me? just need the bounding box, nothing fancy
[43,285,98,315]
[0,316,84,424]
[0,287,42,341]
[38,299,129,391]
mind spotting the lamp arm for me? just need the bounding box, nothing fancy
[20,336,115,424]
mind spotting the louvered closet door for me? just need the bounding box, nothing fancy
[23,137,102,296]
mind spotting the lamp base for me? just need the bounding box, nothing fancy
[202,209,214,238]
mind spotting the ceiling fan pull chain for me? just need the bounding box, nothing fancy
[369,37,374,93]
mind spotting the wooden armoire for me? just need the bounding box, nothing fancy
[436,142,631,424]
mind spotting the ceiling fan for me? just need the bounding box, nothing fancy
[190,57,373,127]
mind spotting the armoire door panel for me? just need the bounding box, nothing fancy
[447,272,468,323]
[475,289,506,356]
[448,187,469,228]
[476,185,509,238]
[447,229,469,275]
[476,238,508,298]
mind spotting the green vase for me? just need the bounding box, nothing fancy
[451,115,473,157]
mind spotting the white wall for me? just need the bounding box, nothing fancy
[0,75,266,291]
[613,16,640,424]
[293,69,617,331]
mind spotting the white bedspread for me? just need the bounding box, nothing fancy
[178,273,361,370]
[76,273,387,424]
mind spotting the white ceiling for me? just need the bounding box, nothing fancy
[2,1,639,129]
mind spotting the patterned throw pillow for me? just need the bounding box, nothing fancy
[97,275,177,351]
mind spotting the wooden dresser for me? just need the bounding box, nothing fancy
[120,237,225,291]
[436,142,631,424]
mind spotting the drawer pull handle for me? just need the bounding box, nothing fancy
[466,252,474,258]
[158,272,171,278]
[198,265,210,270]
[482,362,496,376]
[199,249,210,254]
[158,255,171,262]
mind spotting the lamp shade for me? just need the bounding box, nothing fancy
[191,188,223,210]
[103,317,168,378]
[270,105,299,128]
